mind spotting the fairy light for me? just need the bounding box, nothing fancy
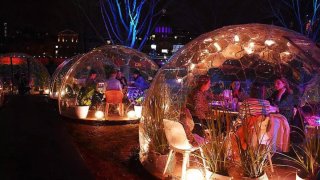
[234,35,240,42]
[190,63,195,70]
[265,39,275,46]
[213,42,222,51]
[244,42,255,54]
[177,78,183,83]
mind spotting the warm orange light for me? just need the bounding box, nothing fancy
[95,111,104,119]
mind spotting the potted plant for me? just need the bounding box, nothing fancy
[140,75,178,177]
[134,96,144,118]
[233,116,272,180]
[74,86,95,119]
[202,110,233,179]
[280,128,320,179]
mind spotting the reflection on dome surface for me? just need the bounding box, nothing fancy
[0,53,51,95]
[50,54,84,99]
[139,24,320,178]
[58,45,159,121]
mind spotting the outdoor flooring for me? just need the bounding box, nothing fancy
[0,95,304,180]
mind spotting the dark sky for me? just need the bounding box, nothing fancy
[0,0,273,36]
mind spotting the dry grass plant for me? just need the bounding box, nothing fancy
[142,74,180,155]
[202,107,234,176]
[233,113,273,178]
[278,128,320,179]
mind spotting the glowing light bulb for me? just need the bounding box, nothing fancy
[234,35,240,42]
[44,89,50,94]
[190,64,195,70]
[95,111,104,119]
[265,39,275,46]
[177,78,183,83]
[60,90,65,96]
[213,42,221,51]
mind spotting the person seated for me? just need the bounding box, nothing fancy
[105,69,122,91]
[229,80,248,102]
[233,82,271,152]
[238,82,271,120]
[186,75,215,135]
[130,70,149,91]
[116,70,128,89]
[268,77,295,124]
[86,69,98,89]
[180,106,207,146]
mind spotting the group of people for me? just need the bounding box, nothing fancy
[85,68,150,92]
[182,74,310,146]
[82,68,150,111]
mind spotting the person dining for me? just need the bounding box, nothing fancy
[105,69,122,91]
[229,80,247,102]
[116,70,128,89]
[233,82,271,151]
[129,70,149,91]
[268,77,295,124]
[186,75,214,137]
[238,82,271,120]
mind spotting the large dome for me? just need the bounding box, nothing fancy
[139,24,320,177]
[58,45,159,121]
[0,53,51,95]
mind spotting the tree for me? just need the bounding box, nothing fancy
[99,0,164,50]
[268,0,320,42]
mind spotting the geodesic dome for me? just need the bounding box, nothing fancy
[0,53,51,95]
[58,45,159,121]
[49,54,84,99]
[139,24,320,177]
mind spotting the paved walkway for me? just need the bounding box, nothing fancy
[0,95,94,180]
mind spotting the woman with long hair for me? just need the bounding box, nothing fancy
[186,75,214,137]
[268,77,295,123]
[229,80,248,102]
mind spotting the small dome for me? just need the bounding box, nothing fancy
[58,45,159,121]
[0,53,51,95]
[139,24,320,177]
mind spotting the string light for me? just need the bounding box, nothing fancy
[234,35,240,42]
[213,42,222,51]
[265,39,275,46]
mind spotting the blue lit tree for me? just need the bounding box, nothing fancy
[268,0,320,42]
[99,0,163,50]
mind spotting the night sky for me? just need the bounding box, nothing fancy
[0,0,273,36]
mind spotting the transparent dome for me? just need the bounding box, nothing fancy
[49,54,84,99]
[139,24,320,176]
[58,45,159,121]
[0,53,51,95]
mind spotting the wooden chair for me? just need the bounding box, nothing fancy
[105,90,124,117]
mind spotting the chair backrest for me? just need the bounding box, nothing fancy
[163,119,193,150]
[105,90,123,103]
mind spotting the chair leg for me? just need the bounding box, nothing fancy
[199,147,207,179]
[105,103,109,118]
[163,149,174,176]
[181,151,190,180]
[267,152,274,173]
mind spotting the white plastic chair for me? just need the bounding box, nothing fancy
[162,119,207,180]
